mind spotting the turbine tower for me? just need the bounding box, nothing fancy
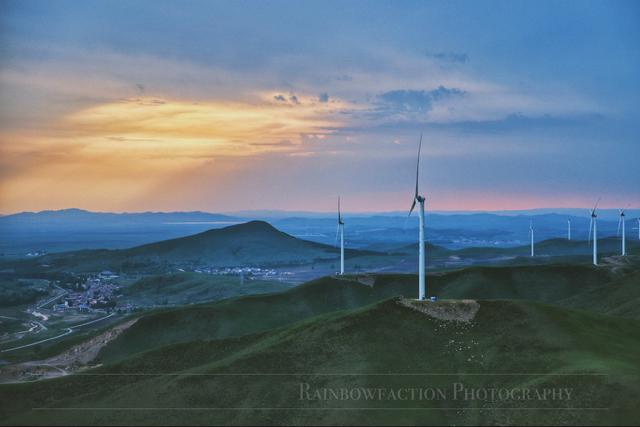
[617,207,628,256]
[529,220,535,257]
[335,197,345,275]
[588,199,600,266]
[408,134,426,301]
[567,218,571,241]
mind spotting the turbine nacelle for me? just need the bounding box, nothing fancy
[617,205,629,237]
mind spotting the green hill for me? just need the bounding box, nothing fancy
[394,237,638,267]
[1,298,639,425]
[121,272,296,307]
[97,274,418,364]
[97,263,632,364]
[558,270,640,319]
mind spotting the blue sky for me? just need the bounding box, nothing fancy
[0,0,638,212]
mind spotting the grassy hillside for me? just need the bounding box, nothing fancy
[1,298,639,425]
[558,271,640,319]
[429,264,614,301]
[122,272,296,307]
[394,237,639,270]
[97,274,417,364]
[0,279,49,307]
[97,263,631,364]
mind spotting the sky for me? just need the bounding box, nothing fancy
[0,0,638,213]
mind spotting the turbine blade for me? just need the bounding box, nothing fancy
[588,217,593,244]
[337,196,341,222]
[593,197,601,212]
[334,223,340,248]
[408,199,417,217]
[621,203,630,214]
[414,133,422,198]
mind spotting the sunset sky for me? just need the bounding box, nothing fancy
[1,0,638,213]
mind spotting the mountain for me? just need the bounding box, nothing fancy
[22,221,377,272]
[0,208,239,227]
[2,298,639,425]
[0,209,243,255]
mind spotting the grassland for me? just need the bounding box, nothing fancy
[121,272,296,307]
[1,298,638,425]
[1,250,638,425]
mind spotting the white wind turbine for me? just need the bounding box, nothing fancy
[408,134,426,301]
[529,220,535,257]
[335,197,345,275]
[588,198,601,266]
[567,218,571,241]
[617,206,629,256]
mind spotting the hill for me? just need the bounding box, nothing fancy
[395,236,639,261]
[1,298,639,425]
[121,272,297,307]
[96,263,632,364]
[0,209,242,255]
[12,221,377,273]
[558,270,640,319]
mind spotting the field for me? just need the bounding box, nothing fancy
[0,256,639,424]
[1,296,639,425]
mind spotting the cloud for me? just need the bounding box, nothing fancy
[376,86,466,113]
[426,52,469,64]
[274,94,287,102]
[249,139,295,147]
[319,92,329,102]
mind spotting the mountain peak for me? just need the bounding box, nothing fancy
[225,220,279,233]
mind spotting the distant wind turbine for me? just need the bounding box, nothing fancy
[408,133,426,301]
[529,220,535,257]
[567,218,571,241]
[617,206,629,256]
[335,197,345,275]
[588,198,600,266]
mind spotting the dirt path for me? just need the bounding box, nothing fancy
[0,318,138,384]
[398,298,480,323]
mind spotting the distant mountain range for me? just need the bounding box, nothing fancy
[1,208,638,256]
[0,208,239,227]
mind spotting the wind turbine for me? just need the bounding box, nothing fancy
[617,206,628,256]
[567,218,571,241]
[335,197,345,275]
[588,198,600,266]
[529,220,535,257]
[408,133,426,301]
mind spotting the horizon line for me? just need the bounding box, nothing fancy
[1,206,639,217]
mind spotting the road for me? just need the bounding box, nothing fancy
[36,285,68,309]
[0,312,116,353]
